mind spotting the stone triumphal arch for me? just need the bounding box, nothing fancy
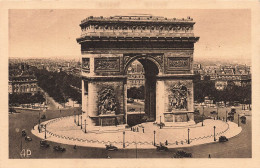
[76,15,199,128]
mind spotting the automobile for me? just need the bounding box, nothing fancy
[22,129,27,137]
[227,115,234,121]
[129,108,135,112]
[127,98,134,103]
[219,136,228,142]
[230,108,236,114]
[240,116,246,124]
[156,144,168,151]
[173,150,192,158]
[228,112,234,116]
[41,114,46,119]
[105,144,118,151]
[40,140,50,148]
[25,136,32,141]
[9,108,16,113]
[194,109,200,114]
[53,145,66,152]
[210,111,218,115]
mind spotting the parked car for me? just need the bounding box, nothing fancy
[105,144,118,151]
[40,140,50,148]
[240,116,246,124]
[22,129,27,137]
[156,144,168,151]
[127,98,134,103]
[230,108,236,114]
[219,136,228,142]
[227,115,234,121]
[53,145,66,152]
[210,111,218,115]
[173,150,192,158]
[129,108,135,112]
[41,114,46,119]
[194,109,200,114]
[9,108,16,113]
[25,136,32,141]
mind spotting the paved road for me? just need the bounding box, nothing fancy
[9,106,251,158]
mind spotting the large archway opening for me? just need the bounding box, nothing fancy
[126,57,160,126]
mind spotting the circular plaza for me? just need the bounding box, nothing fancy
[32,116,242,149]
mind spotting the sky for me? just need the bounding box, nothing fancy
[9,9,251,64]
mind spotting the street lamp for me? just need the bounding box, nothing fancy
[153,130,156,146]
[213,126,216,141]
[81,115,83,129]
[238,114,240,127]
[160,116,162,129]
[84,119,87,133]
[78,113,80,126]
[45,124,47,139]
[226,110,228,122]
[188,128,190,144]
[202,106,204,126]
[123,131,125,148]
[74,111,76,123]
[217,106,219,120]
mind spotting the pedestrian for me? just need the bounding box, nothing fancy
[165,140,168,146]
[142,127,144,133]
[208,154,211,158]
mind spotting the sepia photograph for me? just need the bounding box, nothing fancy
[1,1,260,167]
[7,8,252,159]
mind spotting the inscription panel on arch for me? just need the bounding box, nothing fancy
[94,57,120,72]
[166,57,190,71]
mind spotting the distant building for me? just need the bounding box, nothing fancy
[9,76,38,94]
[127,60,145,88]
[215,74,251,90]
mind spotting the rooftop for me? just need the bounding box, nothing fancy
[80,15,195,26]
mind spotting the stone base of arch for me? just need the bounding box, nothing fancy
[81,53,196,128]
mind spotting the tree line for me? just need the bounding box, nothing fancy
[9,92,45,105]
[32,67,82,105]
[194,79,251,104]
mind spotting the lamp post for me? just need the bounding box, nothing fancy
[78,113,80,126]
[123,131,125,148]
[20,132,23,152]
[226,110,228,122]
[213,126,216,141]
[202,106,204,126]
[140,108,142,121]
[217,106,219,120]
[45,124,47,139]
[81,115,83,129]
[160,116,162,129]
[153,130,156,146]
[84,119,87,133]
[74,111,76,123]
[188,128,190,144]
[238,114,240,127]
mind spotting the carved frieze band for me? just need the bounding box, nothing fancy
[166,57,190,71]
[82,58,90,72]
[94,57,120,72]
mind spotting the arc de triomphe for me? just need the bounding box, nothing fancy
[76,15,199,128]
